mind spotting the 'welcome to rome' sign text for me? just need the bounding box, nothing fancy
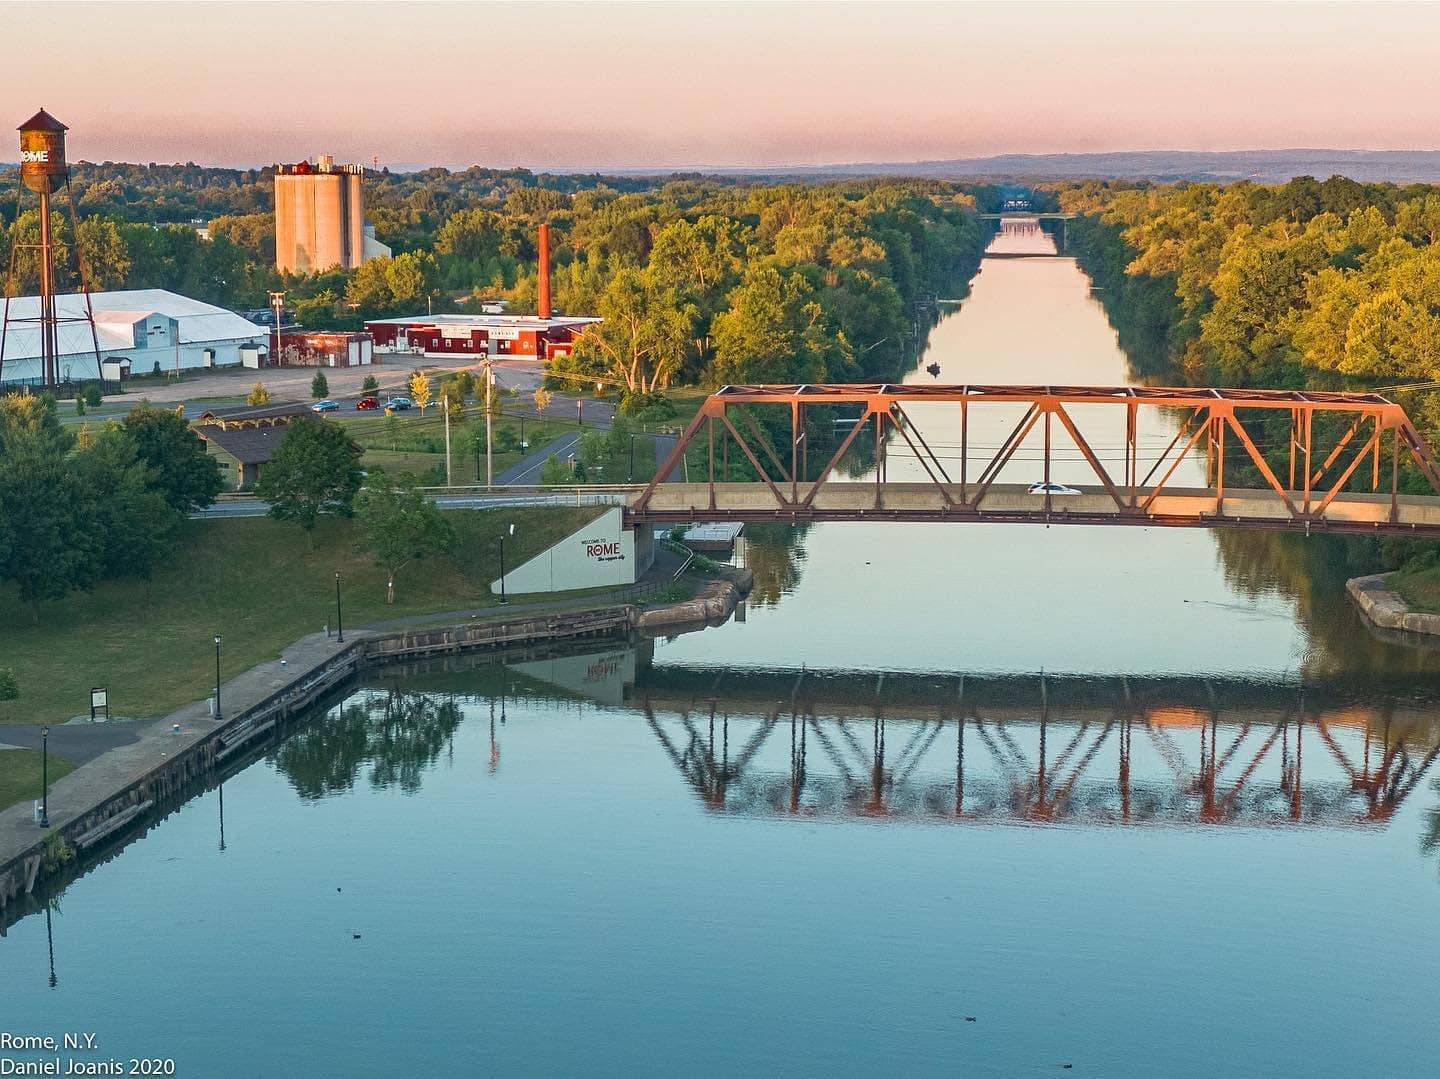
[493,508,641,594]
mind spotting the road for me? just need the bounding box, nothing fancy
[190,487,632,520]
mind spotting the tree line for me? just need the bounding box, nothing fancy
[1054,175,1440,393]
[0,396,223,616]
[1053,174,1440,567]
[1,165,1000,396]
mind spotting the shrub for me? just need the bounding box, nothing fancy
[82,384,103,408]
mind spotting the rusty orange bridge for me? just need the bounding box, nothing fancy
[628,384,1440,536]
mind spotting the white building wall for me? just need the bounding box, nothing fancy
[491,508,642,595]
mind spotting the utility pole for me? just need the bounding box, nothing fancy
[268,290,285,367]
[483,356,494,487]
[443,396,453,486]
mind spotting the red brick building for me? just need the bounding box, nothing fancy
[363,314,600,361]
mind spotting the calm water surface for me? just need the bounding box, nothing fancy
[3,227,1438,1078]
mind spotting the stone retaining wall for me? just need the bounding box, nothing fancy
[0,581,751,916]
[636,567,754,633]
[1346,573,1440,636]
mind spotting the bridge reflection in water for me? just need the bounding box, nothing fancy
[631,670,1440,830]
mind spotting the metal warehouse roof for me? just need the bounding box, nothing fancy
[193,422,288,465]
[363,313,600,330]
[0,289,266,362]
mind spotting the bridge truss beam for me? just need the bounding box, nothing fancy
[631,384,1440,535]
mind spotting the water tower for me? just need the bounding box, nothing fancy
[0,108,101,389]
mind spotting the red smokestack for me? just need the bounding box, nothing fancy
[537,223,552,320]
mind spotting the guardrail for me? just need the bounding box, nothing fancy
[415,483,647,496]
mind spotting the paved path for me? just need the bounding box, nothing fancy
[0,556,689,874]
[0,629,358,875]
[496,431,583,484]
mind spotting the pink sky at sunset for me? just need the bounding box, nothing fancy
[2,1,1437,169]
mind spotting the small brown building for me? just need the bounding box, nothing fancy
[193,401,311,490]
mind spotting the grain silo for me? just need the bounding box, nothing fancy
[273,156,388,274]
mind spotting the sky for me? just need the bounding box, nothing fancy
[2,0,1439,170]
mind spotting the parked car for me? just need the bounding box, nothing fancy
[311,399,340,413]
[1027,481,1081,495]
[384,397,414,410]
[356,396,380,410]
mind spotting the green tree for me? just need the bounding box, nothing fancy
[311,370,330,399]
[538,455,570,485]
[293,290,341,332]
[619,391,677,427]
[355,473,455,604]
[345,257,394,312]
[710,264,836,384]
[121,402,223,511]
[0,397,97,616]
[255,418,364,535]
[361,374,379,393]
[72,424,180,582]
[569,268,693,393]
[0,668,16,720]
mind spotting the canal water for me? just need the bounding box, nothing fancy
[3,225,1438,1078]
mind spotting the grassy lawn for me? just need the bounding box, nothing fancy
[0,750,76,814]
[0,505,604,727]
[344,410,577,484]
[1390,565,1440,613]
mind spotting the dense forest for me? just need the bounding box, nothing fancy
[1054,175,1440,392]
[1052,174,1440,569]
[0,163,1000,391]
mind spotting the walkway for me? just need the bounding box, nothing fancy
[0,548,690,873]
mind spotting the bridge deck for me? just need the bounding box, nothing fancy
[627,482,1440,536]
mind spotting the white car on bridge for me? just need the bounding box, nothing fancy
[1027,482,1082,495]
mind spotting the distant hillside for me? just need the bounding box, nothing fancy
[776,150,1440,184]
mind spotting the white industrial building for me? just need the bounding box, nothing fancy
[0,289,267,387]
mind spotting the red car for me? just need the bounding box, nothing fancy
[356,396,380,410]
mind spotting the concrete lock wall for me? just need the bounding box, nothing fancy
[491,508,652,595]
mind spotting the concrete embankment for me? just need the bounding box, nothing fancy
[635,566,754,634]
[1347,573,1440,637]
[0,575,755,915]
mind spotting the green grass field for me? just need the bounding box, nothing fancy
[0,749,76,815]
[1390,565,1440,613]
[345,410,578,484]
[0,506,603,727]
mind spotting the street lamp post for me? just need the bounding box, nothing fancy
[335,572,344,643]
[482,355,495,488]
[39,725,49,827]
[630,434,636,482]
[268,291,285,368]
[213,635,222,721]
[499,522,514,604]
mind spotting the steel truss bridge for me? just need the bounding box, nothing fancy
[628,384,1440,537]
[633,670,1440,829]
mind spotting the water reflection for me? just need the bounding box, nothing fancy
[637,691,1439,831]
[314,647,1440,844]
[274,688,463,799]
